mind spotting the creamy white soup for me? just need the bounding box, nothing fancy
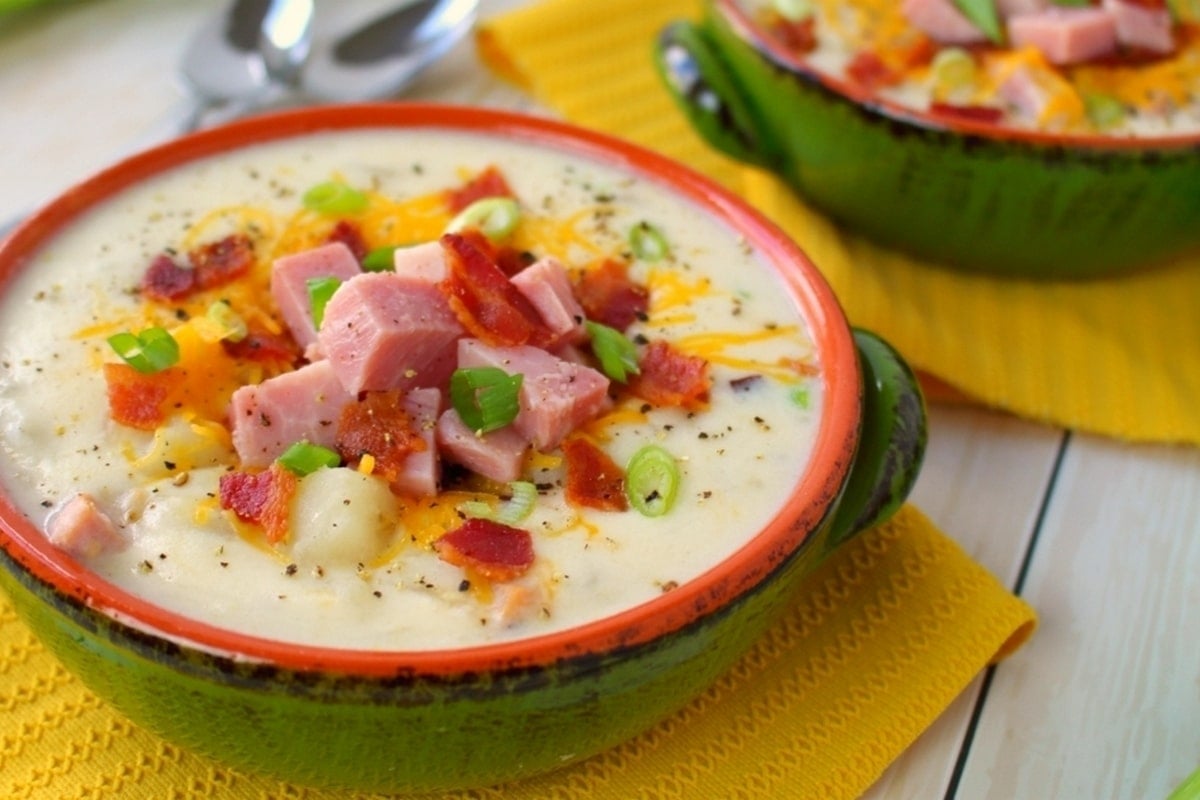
[0,129,823,650]
[743,0,1200,135]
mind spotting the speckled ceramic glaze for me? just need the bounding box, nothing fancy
[656,0,1200,279]
[0,104,926,793]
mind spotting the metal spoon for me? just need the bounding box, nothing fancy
[258,0,315,88]
[137,0,280,144]
[300,0,480,102]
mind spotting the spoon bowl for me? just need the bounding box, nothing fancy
[301,0,480,101]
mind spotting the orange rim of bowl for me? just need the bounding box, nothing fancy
[718,0,1200,151]
[0,103,861,677]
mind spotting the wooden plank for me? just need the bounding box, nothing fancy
[861,403,1064,799]
[955,433,1200,799]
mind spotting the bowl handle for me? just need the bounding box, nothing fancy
[654,21,780,169]
[825,329,928,551]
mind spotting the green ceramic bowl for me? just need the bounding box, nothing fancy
[0,104,925,793]
[655,0,1200,279]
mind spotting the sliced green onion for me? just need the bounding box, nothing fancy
[206,300,248,342]
[302,181,368,215]
[307,276,342,329]
[459,481,538,525]
[445,197,521,241]
[949,0,1003,43]
[625,445,681,517]
[362,245,400,272]
[1083,91,1126,131]
[629,221,669,262]
[586,320,641,383]
[790,386,811,410]
[930,48,976,95]
[277,441,342,476]
[772,0,813,20]
[107,327,180,374]
[450,367,524,434]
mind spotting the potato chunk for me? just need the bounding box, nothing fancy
[289,468,398,568]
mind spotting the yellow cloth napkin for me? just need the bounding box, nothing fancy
[477,0,1200,446]
[1,505,1035,799]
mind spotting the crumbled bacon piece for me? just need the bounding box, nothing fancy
[628,340,711,410]
[445,165,515,213]
[324,220,368,262]
[218,462,296,543]
[140,253,196,302]
[930,102,1005,124]
[846,51,900,89]
[335,390,427,484]
[103,363,173,430]
[434,518,535,581]
[573,259,649,332]
[768,15,817,54]
[221,326,301,368]
[189,233,255,291]
[438,232,550,347]
[562,435,627,512]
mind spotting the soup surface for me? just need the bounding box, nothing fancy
[0,129,824,650]
[743,0,1200,135]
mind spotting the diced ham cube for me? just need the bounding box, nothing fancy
[510,257,587,349]
[389,388,442,497]
[1008,7,1118,64]
[47,493,124,558]
[902,0,989,44]
[458,339,610,452]
[317,272,464,395]
[436,409,530,483]
[996,0,1048,19]
[391,241,448,282]
[229,360,355,467]
[1102,0,1174,54]
[270,242,362,352]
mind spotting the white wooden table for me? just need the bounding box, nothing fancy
[1,2,1197,797]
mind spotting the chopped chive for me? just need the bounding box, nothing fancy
[302,181,368,215]
[629,221,669,262]
[930,48,976,95]
[306,276,342,329]
[277,442,342,476]
[449,367,524,433]
[1083,91,1126,130]
[950,0,1003,43]
[625,445,681,517]
[362,245,400,272]
[445,197,521,241]
[107,326,180,374]
[586,320,641,383]
[459,481,538,525]
[206,300,248,342]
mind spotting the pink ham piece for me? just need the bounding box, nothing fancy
[510,257,587,350]
[436,409,529,483]
[47,493,124,558]
[317,272,463,395]
[1102,0,1175,54]
[229,359,355,467]
[270,242,362,353]
[996,0,1049,18]
[1008,7,1118,64]
[902,0,989,44]
[457,339,610,452]
[388,388,442,497]
[391,241,448,282]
